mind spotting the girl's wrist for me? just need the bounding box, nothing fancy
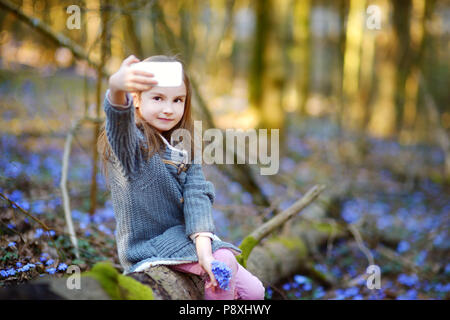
[108,86,128,107]
[195,236,213,261]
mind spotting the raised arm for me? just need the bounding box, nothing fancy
[104,55,158,176]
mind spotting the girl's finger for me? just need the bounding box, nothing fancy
[125,55,140,65]
[132,69,155,78]
[205,282,216,292]
[132,75,158,86]
[208,272,218,287]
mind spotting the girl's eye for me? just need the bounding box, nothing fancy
[153,96,162,101]
[175,98,184,103]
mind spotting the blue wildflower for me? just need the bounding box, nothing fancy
[33,200,46,215]
[434,283,450,293]
[241,192,253,205]
[57,263,68,271]
[334,289,346,300]
[331,266,342,277]
[303,282,312,291]
[8,241,16,247]
[344,287,359,297]
[98,224,112,235]
[0,270,8,278]
[341,206,360,224]
[445,263,450,274]
[16,262,22,268]
[21,265,30,272]
[229,182,242,194]
[211,260,232,290]
[282,283,291,291]
[35,228,44,238]
[397,289,417,300]
[261,183,276,197]
[44,230,56,237]
[397,273,419,287]
[314,264,328,274]
[396,240,410,253]
[45,268,57,275]
[40,252,49,262]
[293,275,309,284]
[266,286,273,299]
[6,268,16,276]
[314,286,325,299]
[415,250,427,266]
[46,259,54,266]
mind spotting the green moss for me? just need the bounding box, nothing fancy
[117,273,154,300]
[83,261,153,300]
[236,236,259,268]
[271,236,307,260]
[309,221,339,234]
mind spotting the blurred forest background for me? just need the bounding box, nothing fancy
[0,0,449,300]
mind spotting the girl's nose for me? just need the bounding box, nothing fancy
[162,103,174,114]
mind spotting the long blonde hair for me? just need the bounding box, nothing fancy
[97,55,194,184]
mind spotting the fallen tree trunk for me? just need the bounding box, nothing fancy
[125,214,347,299]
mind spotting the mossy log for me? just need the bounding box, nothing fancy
[124,216,346,299]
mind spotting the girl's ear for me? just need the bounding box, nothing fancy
[130,92,139,107]
[130,92,138,102]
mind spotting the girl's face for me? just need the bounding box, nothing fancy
[138,82,186,133]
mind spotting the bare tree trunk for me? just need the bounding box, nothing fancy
[89,0,111,216]
[293,0,311,116]
[342,0,366,130]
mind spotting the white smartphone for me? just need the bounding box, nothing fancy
[130,61,183,87]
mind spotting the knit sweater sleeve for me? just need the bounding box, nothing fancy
[103,89,141,176]
[182,163,216,237]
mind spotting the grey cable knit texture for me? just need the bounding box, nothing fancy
[103,91,241,275]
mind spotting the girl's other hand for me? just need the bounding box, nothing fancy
[199,254,218,291]
[109,55,158,95]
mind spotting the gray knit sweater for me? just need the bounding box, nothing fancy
[103,90,241,275]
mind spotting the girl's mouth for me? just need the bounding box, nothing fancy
[158,118,173,122]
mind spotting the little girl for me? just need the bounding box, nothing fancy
[97,54,265,300]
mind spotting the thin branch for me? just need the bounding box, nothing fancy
[237,184,326,267]
[0,192,51,231]
[347,224,375,267]
[60,118,83,259]
[0,0,106,74]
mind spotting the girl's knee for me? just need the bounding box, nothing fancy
[244,278,265,300]
[235,267,266,300]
